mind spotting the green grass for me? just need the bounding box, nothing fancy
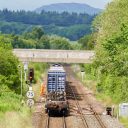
[0,63,48,128]
[0,92,32,128]
[0,110,32,128]
[0,92,22,113]
[119,117,128,128]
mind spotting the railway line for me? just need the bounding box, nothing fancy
[90,106,107,128]
[67,82,107,128]
[66,65,107,128]
[69,84,89,128]
[45,114,67,128]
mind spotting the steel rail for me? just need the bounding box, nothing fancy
[90,106,107,128]
[68,83,89,128]
[45,112,67,128]
[62,115,67,128]
[45,115,50,128]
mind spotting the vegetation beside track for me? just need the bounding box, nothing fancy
[73,59,127,127]
[92,3,128,127]
[0,41,32,128]
[75,0,128,121]
[29,63,48,99]
[93,0,128,103]
[0,39,48,127]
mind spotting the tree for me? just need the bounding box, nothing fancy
[24,27,44,40]
[93,0,128,102]
[78,34,95,50]
[37,35,50,49]
[49,36,72,50]
[0,42,20,93]
[0,9,95,40]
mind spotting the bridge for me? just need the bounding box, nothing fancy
[13,49,95,64]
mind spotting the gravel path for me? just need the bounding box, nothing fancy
[101,115,124,128]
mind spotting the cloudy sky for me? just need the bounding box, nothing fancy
[0,0,112,11]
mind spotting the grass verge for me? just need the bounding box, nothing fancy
[0,63,48,128]
[0,92,32,128]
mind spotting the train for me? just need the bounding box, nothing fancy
[45,64,69,114]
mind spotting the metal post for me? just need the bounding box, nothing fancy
[21,68,23,97]
[18,65,23,97]
[81,71,85,82]
[24,70,27,81]
[82,72,84,81]
[23,62,28,89]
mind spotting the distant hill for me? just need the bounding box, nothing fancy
[35,3,102,15]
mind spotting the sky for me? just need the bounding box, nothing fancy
[0,0,112,11]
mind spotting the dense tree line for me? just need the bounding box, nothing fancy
[92,0,128,102]
[0,21,91,41]
[0,9,95,26]
[0,27,74,50]
[0,9,95,40]
[44,24,91,41]
[0,21,33,34]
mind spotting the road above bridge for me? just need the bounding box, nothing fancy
[13,49,95,63]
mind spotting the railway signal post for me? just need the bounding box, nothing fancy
[29,68,34,85]
[26,68,35,108]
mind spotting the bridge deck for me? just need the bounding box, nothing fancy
[13,49,95,64]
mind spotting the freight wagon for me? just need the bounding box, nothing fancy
[45,64,68,114]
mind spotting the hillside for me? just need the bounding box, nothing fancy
[0,9,95,40]
[35,3,102,15]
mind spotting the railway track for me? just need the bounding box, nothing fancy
[68,83,89,128]
[66,66,107,128]
[63,115,67,128]
[90,106,107,128]
[45,115,49,128]
[45,114,67,128]
[68,80,107,128]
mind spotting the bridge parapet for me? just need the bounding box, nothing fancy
[13,49,95,64]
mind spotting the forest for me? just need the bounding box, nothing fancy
[0,9,95,40]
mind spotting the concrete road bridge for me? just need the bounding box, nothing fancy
[13,49,95,64]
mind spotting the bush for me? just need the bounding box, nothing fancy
[0,42,20,93]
